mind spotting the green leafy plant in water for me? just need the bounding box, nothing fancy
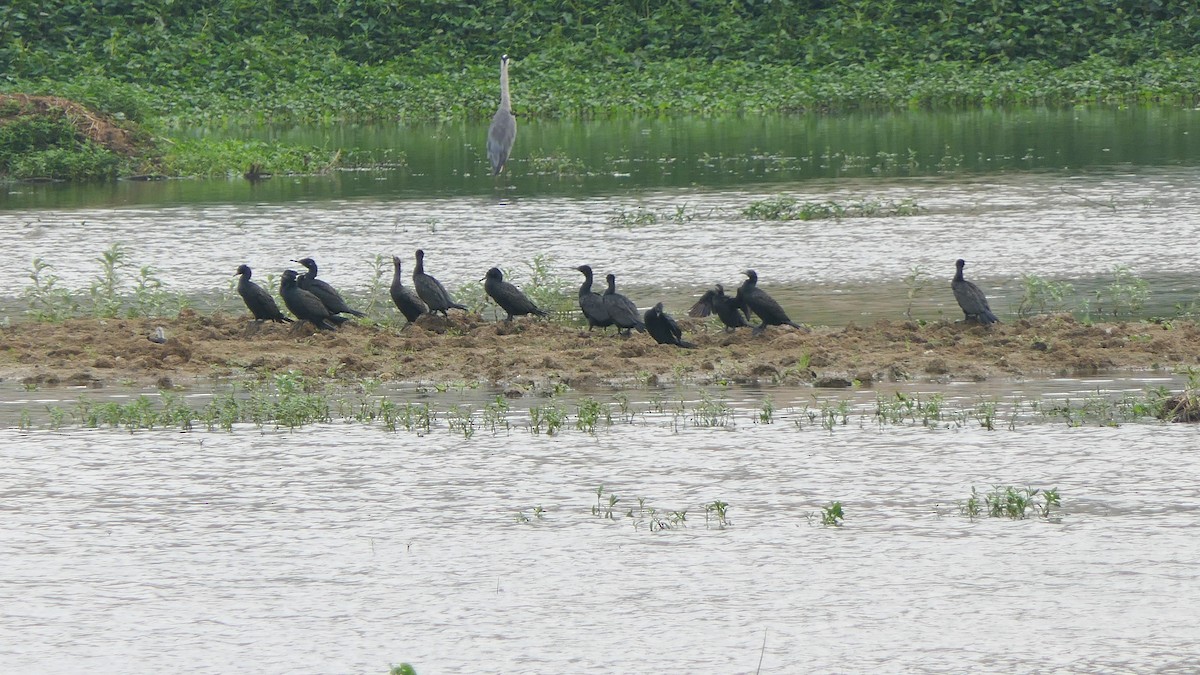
[526,150,585,175]
[592,485,619,520]
[705,500,731,529]
[1093,264,1149,317]
[161,138,339,178]
[1017,273,1074,318]
[692,390,732,427]
[820,501,845,526]
[819,398,852,432]
[964,485,1061,520]
[743,196,921,221]
[756,395,775,424]
[575,396,607,433]
[360,253,389,318]
[529,402,566,435]
[960,488,982,519]
[482,395,510,433]
[130,264,186,317]
[446,405,476,439]
[609,207,657,228]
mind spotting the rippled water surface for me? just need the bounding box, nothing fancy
[3,108,1200,323]
[3,109,1200,673]
[2,169,1200,323]
[2,379,1200,673]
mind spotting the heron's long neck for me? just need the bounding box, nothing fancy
[499,61,511,111]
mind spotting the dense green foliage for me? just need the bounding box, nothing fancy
[0,102,129,179]
[3,0,1200,124]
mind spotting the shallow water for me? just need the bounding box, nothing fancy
[3,108,1200,325]
[2,168,1200,324]
[3,109,1200,673]
[2,378,1199,674]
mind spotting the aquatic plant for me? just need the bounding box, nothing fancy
[756,395,775,424]
[529,401,566,435]
[592,485,619,520]
[872,391,952,428]
[1093,264,1150,317]
[516,505,546,523]
[446,404,476,439]
[1158,367,1200,423]
[820,501,845,527]
[519,253,573,318]
[388,664,417,675]
[961,485,1060,520]
[818,399,852,432]
[691,390,732,427]
[481,395,511,433]
[526,150,586,175]
[609,207,658,228]
[159,137,340,178]
[575,396,608,433]
[742,197,921,221]
[984,486,1053,520]
[704,500,731,529]
[1017,274,1075,318]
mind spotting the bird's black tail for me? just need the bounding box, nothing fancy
[343,309,367,318]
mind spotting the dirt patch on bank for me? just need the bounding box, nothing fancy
[0,93,147,157]
[2,311,1198,391]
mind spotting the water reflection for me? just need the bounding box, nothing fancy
[7,106,1200,208]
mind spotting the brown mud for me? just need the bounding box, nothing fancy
[2,310,1199,392]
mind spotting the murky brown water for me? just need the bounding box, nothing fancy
[2,377,1199,673]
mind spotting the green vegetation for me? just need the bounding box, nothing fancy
[161,138,340,178]
[4,2,1200,180]
[961,486,1061,520]
[23,243,190,320]
[1017,274,1075,318]
[820,501,845,527]
[742,196,921,221]
[588,486,716,531]
[4,1,1200,130]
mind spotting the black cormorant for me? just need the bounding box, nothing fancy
[645,302,697,348]
[736,269,805,336]
[483,267,548,321]
[688,283,750,332]
[575,265,613,331]
[413,249,469,316]
[952,259,999,325]
[390,256,428,326]
[292,257,366,317]
[280,269,347,330]
[235,264,292,323]
[602,273,646,335]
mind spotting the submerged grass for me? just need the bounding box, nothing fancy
[742,196,921,221]
[13,371,1198,434]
